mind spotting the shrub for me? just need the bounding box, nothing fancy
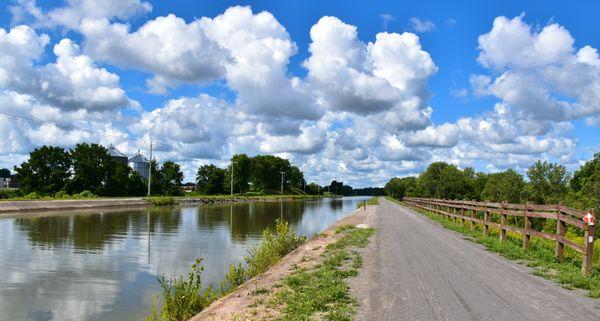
[146,197,176,206]
[244,191,265,196]
[0,189,21,199]
[147,258,217,321]
[76,190,97,198]
[246,219,305,277]
[54,190,69,198]
[23,192,42,200]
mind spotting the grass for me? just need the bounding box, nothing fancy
[145,196,176,206]
[147,219,305,321]
[355,196,380,209]
[270,225,375,321]
[386,196,600,298]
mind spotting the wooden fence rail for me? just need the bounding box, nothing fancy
[403,197,597,275]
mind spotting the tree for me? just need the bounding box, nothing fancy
[14,146,71,195]
[196,164,225,195]
[103,162,132,197]
[224,154,251,194]
[128,171,147,196]
[526,160,569,204]
[436,165,472,200]
[416,162,450,198]
[250,155,291,191]
[0,168,10,178]
[286,166,305,190]
[481,169,525,203]
[569,153,600,209]
[160,161,184,196]
[68,143,115,195]
[305,183,322,195]
[385,177,417,199]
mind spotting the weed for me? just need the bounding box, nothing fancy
[272,226,375,321]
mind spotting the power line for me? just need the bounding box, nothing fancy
[0,111,78,131]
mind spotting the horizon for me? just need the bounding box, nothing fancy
[1,0,599,188]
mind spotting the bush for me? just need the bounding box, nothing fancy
[0,189,21,199]
[146,197,176,206]
[23,192,42,200]
[147,258,217,321]
[54,190,69,198]
[246,219,305,277]
[75,190,97,198]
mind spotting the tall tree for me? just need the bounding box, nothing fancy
[569,153,600,209]
[69,143,115,195]
[196,164,225,195]
[160,161,184,196]
[14,146,71,195]
[0,168,10,178]
[416,162,450,198]
[225,154,251,194]
[526,160,569,204]
[481,169,525,203]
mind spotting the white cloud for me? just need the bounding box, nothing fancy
[304,16,436,129]
[474,15,600,121]
[80,15,229,93]
[10,0,152,29]
[380,13,395,30]
[200,6,323,125]
[0,25,131,112]
[409,17,436,33]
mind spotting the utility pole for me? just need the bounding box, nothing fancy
[230,161,236,196]
[147,140,152,197]
[280,171,285,194]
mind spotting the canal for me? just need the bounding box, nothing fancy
[0,196,369,321]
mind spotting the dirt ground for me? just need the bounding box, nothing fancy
[190,204,377,321]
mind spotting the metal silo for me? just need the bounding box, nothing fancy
[130,151,149,181]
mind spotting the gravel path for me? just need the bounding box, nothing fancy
[350,198,600,321]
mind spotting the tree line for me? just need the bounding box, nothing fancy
[8,144,184,197]
[196,154,310,195]
[384,154,600,212]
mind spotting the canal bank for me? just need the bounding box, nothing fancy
[0,195,322,215]
[190,199,378,321]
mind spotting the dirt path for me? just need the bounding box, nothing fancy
[190,204,377,321]
[350,198,600,321]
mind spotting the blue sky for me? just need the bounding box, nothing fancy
[0,0,598,186]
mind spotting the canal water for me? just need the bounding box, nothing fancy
[0,196,368,321]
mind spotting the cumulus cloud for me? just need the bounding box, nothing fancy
[474,15,600,121]
[0,25,131,112]
[200,6,323,126]
[10,0,152,29]
[80,15,229,93]
[304,16,437,128]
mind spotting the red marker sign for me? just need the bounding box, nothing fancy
[583,212,595,226]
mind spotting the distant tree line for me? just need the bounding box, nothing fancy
[196,154,312,195]
[10,144,184,197]
[384,154,600,212]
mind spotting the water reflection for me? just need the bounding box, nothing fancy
[0,197,368,321]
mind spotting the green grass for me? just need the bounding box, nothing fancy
[145,197,176,206]
[386,196,600,298]
[356,196,380,209]
[271,225,375,321]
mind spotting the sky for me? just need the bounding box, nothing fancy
[0,0,599,187]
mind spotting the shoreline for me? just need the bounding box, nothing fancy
[0,195,325,215]
[190,200,377,321]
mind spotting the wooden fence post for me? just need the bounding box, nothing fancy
[555,203,565,262]
[453,203,458,223]
[500,201,506,242]
[582,208,596,276]
[461,205,465,226]
[523,202,531,250]
[483,203,489,237]
[470,202,475,230]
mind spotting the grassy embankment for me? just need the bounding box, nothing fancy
[146,219,305,321]
[387,196,600,297]
[356,196,380,209]
[266,225,375,321]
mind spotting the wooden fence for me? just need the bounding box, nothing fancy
[403,197,597,275]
